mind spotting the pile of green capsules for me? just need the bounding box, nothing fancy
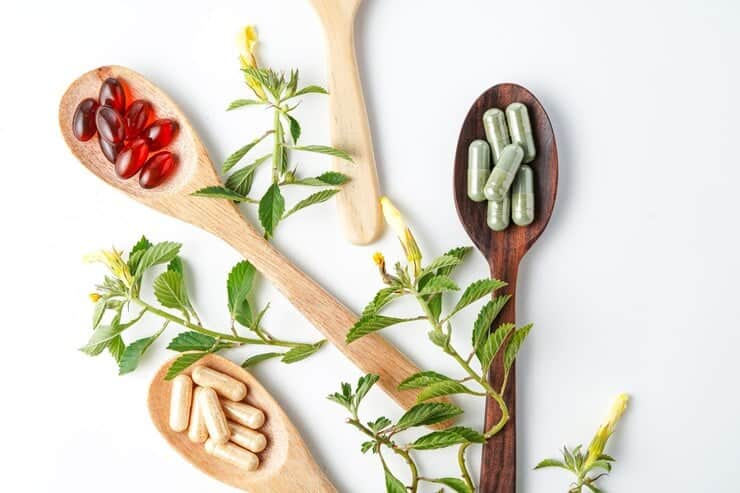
[467,102,536,231]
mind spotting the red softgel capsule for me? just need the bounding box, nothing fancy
[124,100,152,140]
[96,106,125,144]
[115,138,150,179]
[139,151,177,189]
[144,119,179,151]
[99,78,126,114]
[99,138,122,164]
[72,98,99,141]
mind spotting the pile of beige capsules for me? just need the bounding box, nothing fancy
[170,366,268,471]
[467,103,537,231]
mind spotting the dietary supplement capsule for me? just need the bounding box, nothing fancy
[144,119,179,151]
[99,78,127,114]
[511,165,535,226]
[124,100,153,140]
[99,137,122,164]
[192,366,248,402]
[197,387,231,444]
[228,422,267,453]
[221,400,266,429]
[484,144,524,201]
[169,374,193,432]
[506,102,536,163]
[115,138,150,179]
[72,98,99,141]
[205,438,259,471]
[188,387,209,443]
[139,152,178,189]
[482,108,511,163]
[467,140,491,202]
[96,105,125,144]
[487,195,511,232]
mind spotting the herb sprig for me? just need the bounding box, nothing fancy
[82,236,325,377]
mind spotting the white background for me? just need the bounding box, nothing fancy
[1,0,738,491]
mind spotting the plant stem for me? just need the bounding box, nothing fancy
[272,107,284,182]
[458,443,474,491]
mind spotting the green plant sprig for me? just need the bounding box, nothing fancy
[193,63,353,238]
[82,235,325,377]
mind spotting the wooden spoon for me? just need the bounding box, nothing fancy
[59,65,434,417]
[453,84,558,492]
[308,0,384,245]
[149,353,337,492]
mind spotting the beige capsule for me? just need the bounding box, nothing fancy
[197,387,231,444]
[228,422,267,453]
[169,374,193,432]
[192,366,248,402]
[187,387,209,443]
[205,438,260,471]
[222,400,266,429]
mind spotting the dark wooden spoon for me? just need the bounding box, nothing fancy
[453,83,558,493]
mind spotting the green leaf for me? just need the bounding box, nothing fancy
[107,335,126,363]
[428,328,449,348]
[227,99,263,110]
[167,332,218,352]
[134,242,181,277]
[396,403,463,430]
[471,295,511,358]
[167,256,184,274]
[290,171,350,186]
[227,261,257,325]
[153,271,190,312]
[92,298,106,329]
[223,133,270,173]
[368,416,392,433]
[80,324,127,356]
[286,114,301,143]
[130,235,152,256]
[258,184,285,237]
[360,440,376,454]
[427,477,473,493]
[478,323,515,370]
[534,458,570,470]
[192,186,249,202]
[284,189,339,218]
[398,371,454,390]
[451,279,507,315]
[361,287,401,318]
[281,341,325,363]
[242,352,284,368]
[225,154,271,196]
[291,145,353,162]
[586,460,613,473]
[419,275,459,296]
[354,374,380,408]
[346,315,415,343]
[436,246,472,276]
[598,454,616,462]
[165,352,207,380]
[289,85,328,98]
[420,255,463,278]
[411,426,485,450]
[384,468,406,493]
[416,381,477,402]
[504,324,533,372]
[118,329,163,375]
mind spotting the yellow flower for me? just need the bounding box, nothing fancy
[237,25,267,100]
[372,252,385,269]
[585,393,629,468]
[84,248,134,288]
[89,293,102,303]
[380,197,422,276]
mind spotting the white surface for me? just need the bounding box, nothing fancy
[1,0,738,491]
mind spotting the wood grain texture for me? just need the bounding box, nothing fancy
[453,84,558,493]
[309,0,384,245]
[59,65,446,423]
[149,354,337,492]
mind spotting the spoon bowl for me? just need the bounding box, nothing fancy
[453,83,558,493]
[148,353,336,492]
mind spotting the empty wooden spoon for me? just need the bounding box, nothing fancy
[453,84,558,492]
[59,65,432,417]
[308,0,384,245]
[149,353,337,492]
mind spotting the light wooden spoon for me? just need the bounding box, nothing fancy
[149,353,337,492]
[59,65,432,416]
[308,0,383,245]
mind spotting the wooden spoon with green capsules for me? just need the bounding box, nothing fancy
[453,83,558,493]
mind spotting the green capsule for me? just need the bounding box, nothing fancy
[511,165,535,226]
[487,195,510,232]
[467,140,491,202]
[483,144,524,202]
[482,108,511,163]
[506,102,536,163]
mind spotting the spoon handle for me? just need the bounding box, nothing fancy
[480,253,520,493]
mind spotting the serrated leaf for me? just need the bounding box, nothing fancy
[360,440,376,454]
[241,352,284,368]
[420,255,463,278]
[80,324,127,356]
[411,426,485,450]
[368,416,392,433]
[384,468,406,493]
[289,85,328,98]
[290,171,351,186]
[167,256,183,274]
[428,477,473,493]
[167,331,217,352]
[416,381,477,402]
[258,184,285,237]
[134,242,181,277]
[478,323,515,370]
[227,99,263,110]
[118,330,162,375]
[92,298,106,329]
[471,295,512,359]
[346,315,415,343]
[419,275,459,296]
[504,324,533,371]
[227,260,256,325]
[281,341,325,363]
[223,133,270,173]
[127,235,152,272]
[153,271,190,312]
[291,145,353,162]
[361,287,401,318]
[398,371,454,390]
[396,403,463,431]
[107,335,125,363]
[354,374,380,407]
[437,246,472,276]
[451,279,507,315]
[284,189,339,218]
[286,114,301,143]
[192,186,248,202]
[165,352,207,380]
[534,458,570,470]
[225,154,271,196]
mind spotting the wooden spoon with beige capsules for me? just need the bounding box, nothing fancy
[59,65,443,420]
[453,84,558,493]
[149,353,337,492]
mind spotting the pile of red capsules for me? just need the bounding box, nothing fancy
[72,77,179,189]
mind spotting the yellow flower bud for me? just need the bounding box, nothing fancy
[84,248,134,288]
[237,24,266,100]
[585,393,629,468]
[380,197,422,277]
[372,252,385,268]
[89,293,102,303]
